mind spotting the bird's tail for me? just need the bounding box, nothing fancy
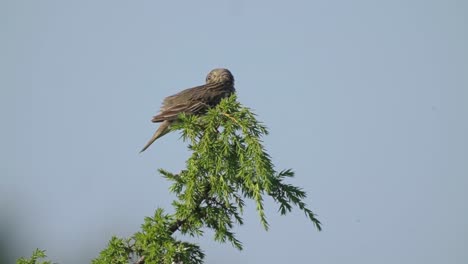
[139,120,171,153]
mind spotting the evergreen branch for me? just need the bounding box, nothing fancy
[22,94,321,264]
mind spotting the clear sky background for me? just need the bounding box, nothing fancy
[1,0,467,263]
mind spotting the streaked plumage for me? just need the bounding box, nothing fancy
[140,68,235,153]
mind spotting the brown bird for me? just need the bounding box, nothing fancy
[140,68,235,153]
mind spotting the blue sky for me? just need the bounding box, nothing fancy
[1,0,467,263]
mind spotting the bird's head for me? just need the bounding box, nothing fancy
[206,68,234,86]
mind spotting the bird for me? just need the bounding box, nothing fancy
[140,68,235,153]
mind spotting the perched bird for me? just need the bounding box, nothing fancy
[140,68,235,153]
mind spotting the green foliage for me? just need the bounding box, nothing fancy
[16,249,51,264]
[18,94,321,264]
[132,209,204,264]
[92,236,132,264]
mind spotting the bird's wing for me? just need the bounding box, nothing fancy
[151,82,226,123]
[161,85,203,108]
[151,101,207,122]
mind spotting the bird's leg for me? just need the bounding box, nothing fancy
[222,112,238,123]
[222,112,246,130]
